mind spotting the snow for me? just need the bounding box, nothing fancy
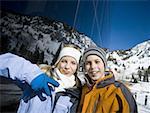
[107,40,150,80]
[129,82,150,113]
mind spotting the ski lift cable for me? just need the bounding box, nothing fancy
[90,0,99,37]
[94,0,107,46]
[73,0,80,30]
[100,1,107,39]
[99,1,105,34]
[101,1,111,47]
[90,0,98,36]
[92,0,103,45]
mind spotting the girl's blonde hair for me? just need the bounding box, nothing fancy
[38,64,53,77]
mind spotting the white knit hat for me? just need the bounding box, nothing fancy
[55,46,81,66]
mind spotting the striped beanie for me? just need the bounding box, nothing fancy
[83,46,107,67]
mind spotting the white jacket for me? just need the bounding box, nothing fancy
[0,53,76,113]
[0,53,43,84]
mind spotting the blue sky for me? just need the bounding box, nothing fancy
[109,1,150,50]
[1,0,150,51]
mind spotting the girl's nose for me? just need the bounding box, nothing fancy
[65,63,70,69]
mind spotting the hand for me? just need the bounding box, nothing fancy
[31,73,59,96]
[21,87,47,103]
[15,73,59,102]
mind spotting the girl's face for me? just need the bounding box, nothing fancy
[85,55,105,82]
[57,56,78,77]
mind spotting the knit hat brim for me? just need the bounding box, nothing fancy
[55,47,81,66]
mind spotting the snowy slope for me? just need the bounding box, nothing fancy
[129,82,150,113]
[107,40,150,80]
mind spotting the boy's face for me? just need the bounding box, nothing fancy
[57,56,78,77]
[85,55,105,82]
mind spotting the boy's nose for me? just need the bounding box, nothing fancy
[91,62,96,69]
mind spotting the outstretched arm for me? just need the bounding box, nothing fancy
[0,53,59,102]
[0,53,43,83]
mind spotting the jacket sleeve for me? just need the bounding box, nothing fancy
[0,53,43,84]
[119,83,138,113]
[115,82,138,113]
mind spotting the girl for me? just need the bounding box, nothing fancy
[0,44,82,113]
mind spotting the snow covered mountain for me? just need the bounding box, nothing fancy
[107,40,150,81]
[0,10,149,81]
[0,10,96,65]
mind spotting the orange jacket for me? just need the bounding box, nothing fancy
[78,73,137,113]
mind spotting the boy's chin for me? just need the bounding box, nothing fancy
[91,75,100,81]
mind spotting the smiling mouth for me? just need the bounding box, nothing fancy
[90,70,101,74]
[62,70,70,74]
